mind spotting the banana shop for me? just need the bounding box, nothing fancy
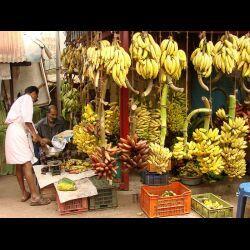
[7,31,249,217]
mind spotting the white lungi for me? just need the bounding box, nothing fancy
[5,94,38,165]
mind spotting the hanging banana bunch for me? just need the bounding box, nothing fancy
[190,36,215,91]
[82,103,98,125]
[213,32,240,75]
[105,102,120,135]
[237,33,250,78]
[101,39,131,88]
[148,109,161,144]
[130,32,161,80]
[159,35,186,92]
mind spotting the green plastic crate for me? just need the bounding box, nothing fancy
[191,193,233,218]
[89,176,118,210]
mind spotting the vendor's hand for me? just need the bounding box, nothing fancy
[32,133,39,143]
[40,138,49,147]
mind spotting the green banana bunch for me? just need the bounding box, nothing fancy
[135,105,151,140]
[220,117,249,178]
[213,33,240,74]
[147,143,172,174]
[105,102,120,135]
[130,32,161,80]
[148,109,161,144]
[160,36,187,82]
[237,33,250,78]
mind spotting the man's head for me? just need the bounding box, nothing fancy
[47,105,58,124]
[25,86,39,103]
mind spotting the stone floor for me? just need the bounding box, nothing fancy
[0,173,249,218]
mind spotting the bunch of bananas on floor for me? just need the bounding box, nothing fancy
[61,83,80,120]
[130,32,161,79]
[191,38,214,78]
[160,36,187,81]
[213,33,240,74]
[192,128,224,175]
[101,40,131,88]
[73,122,98,156]
[179,161,202,177]
[220,117,249,178]
[82,103,98,125]
[91,144,119,180]
[237,34,250,78]
[172,137,197,160]
[118,134,149,170]
[135,105,150,140]
[147,143,172,174]
[148,109,161,144]
[105,102,119,135]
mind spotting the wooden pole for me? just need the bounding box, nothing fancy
[56,31,61,113]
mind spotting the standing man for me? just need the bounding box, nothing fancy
[5,86,50,206]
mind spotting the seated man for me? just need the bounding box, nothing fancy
[34,105,69,160]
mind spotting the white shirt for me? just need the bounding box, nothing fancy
[5,94,37,132]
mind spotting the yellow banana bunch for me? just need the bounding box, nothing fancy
[147,143,172,174]
[213,33,240,74]
[216,108,227,120]
[73,122,98,156]
[105,102,120,135]
[160,36,187,81]
[173,137,197,160]
[135,105,151,140]
[220,117,249,178]
[82,103,98,125]
[148,109,161,144]
[237,34,250,78]
[130,32,161,79]
[191,38,214,78]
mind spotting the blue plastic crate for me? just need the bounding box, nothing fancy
[142,170,169,186]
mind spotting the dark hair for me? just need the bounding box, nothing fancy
[47,105,58,113]
[25,86,39,94]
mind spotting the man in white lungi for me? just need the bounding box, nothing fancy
[5,86,51,206]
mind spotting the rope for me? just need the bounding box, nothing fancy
[209,31,213,107]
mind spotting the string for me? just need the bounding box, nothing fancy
[185,31,189,117]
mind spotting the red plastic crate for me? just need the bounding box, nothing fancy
[140,182,191,218]
[56,193,88,215]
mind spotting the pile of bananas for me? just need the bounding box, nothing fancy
[118,134,149,170]
[213,33,240,74]
[191,38,214,78]
[73,122,98,156]
[237,34,250,78]
[202,199,223,209]
[105,102,119,135]
[61,82,80,120]
[167,102,186,133]
[130,32,161,79]
[147,143,172,174]
[192,128,224,175]
[179,161,202,177]
[161,190,177,197]
[91,144,119,180]
[160,36,187,81]
[101,40,131,88]
[135,105,150,140]
[60,159,91,174]
[148,109,161,144]
[220,117,249,178]
[82,103,98,125]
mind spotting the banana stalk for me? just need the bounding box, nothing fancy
[142,79,154,97]
[125,78,140,95]
[202,97,211,130]
[183,107,212,145]
[198,74,209,92]
[240,78,250,93]
[160,82,168,147]
[167,75,184,92]
[228,95,236,120]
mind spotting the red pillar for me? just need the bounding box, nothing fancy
[119,31,130,190]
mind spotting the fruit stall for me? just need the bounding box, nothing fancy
[37,31,250,217]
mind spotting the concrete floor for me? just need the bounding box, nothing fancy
[0,173,250,218]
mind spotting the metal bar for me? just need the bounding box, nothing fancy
[56,31,61,113]
[119,31,130,191]
[9,64,14,105]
